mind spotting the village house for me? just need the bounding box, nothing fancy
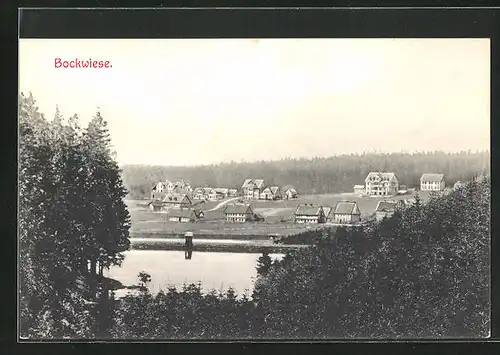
[223,204,255,223]
[294,204,326,224]
[331,201,361,224]
[204,187,217,201]
[151,180,192,200]
[151,181,167,200]
[241,179,265,200]
[148,200,165,212]
[162,193,192,209]
[353,185,365,197]
[174,180,193,193]
[214,188,229,200]
[364,172,399,196]
[228,189,238,197]
[270,186,282,200]
[374,200,405,222]
[168,208,196,223]
[260,186,281,200]
[420,173,445,191]
[192,187,205,200]
[192,187,217,201]
[282,186,298,200]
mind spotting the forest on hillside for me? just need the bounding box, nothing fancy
[122,151,490,199]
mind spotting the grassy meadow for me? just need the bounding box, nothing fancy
[125,189,438,238]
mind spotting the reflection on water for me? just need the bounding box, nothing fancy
[105,250,284,296]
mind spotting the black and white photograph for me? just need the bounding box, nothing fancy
[18,36,491,340]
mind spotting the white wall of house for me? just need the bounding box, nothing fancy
[333,213,360,224]
[295,215,319,223]
[420,180,445,191]
[226,213,248,222]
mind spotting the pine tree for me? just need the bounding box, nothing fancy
[256,252,272,276]
[82,110,130,277]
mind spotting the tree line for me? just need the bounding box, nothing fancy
[111,176,490,339]
[19,92,130,338]
[122,151,490,199]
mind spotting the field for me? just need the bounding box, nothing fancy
[126,189,438,238]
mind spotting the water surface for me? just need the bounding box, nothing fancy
[105,250,284,296]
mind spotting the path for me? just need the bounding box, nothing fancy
[206,197,240,211]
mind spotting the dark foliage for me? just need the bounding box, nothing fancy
[111,177,490,339]
[19,93,131,338]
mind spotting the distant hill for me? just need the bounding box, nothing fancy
[121,150,490,199]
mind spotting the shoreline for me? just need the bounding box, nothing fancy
[130,237,308,253]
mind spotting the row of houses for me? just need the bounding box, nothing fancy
[241,179,298,200]
[355,172,447,197]
[192,187,238,201]
[294,202,361,225]
[151,178,299,202]
[293,197,418,225]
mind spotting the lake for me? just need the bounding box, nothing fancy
[104,250,284,297]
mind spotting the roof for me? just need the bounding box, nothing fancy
[375,200,398,213]
[353,185,365,189]
[242,179,264,188]
[224,204,253,214]
[214,188,229,194]
[228,188,238,193]
[283,187,297,194]
[163,193,190,203]
[270,186,280,194]
[295,205,323,216]
[202,187,215,194]
[169,209,195,218]
[365,172,397,181]
[333,201,360,215]
[253,179,264,188]
[173,186,191,194]
[242,179,253,188]
[420,173,444,182]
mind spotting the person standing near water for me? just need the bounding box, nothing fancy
[184,231,194,259]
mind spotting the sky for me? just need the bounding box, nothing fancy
[19,38,490,166]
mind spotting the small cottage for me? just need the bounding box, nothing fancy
[294,205,326,224]
[162,193,192,209]
[260,187,274,200]
[228,189,238,197]
[224,204,255,223]
[331,201,361,224]
[270,186,282,200]
[214,188,229,200]
[420,173,445,191]
[283,186,298,200]
[192,187,205,200]
[168,209,196,223]
[374,200,401,222]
